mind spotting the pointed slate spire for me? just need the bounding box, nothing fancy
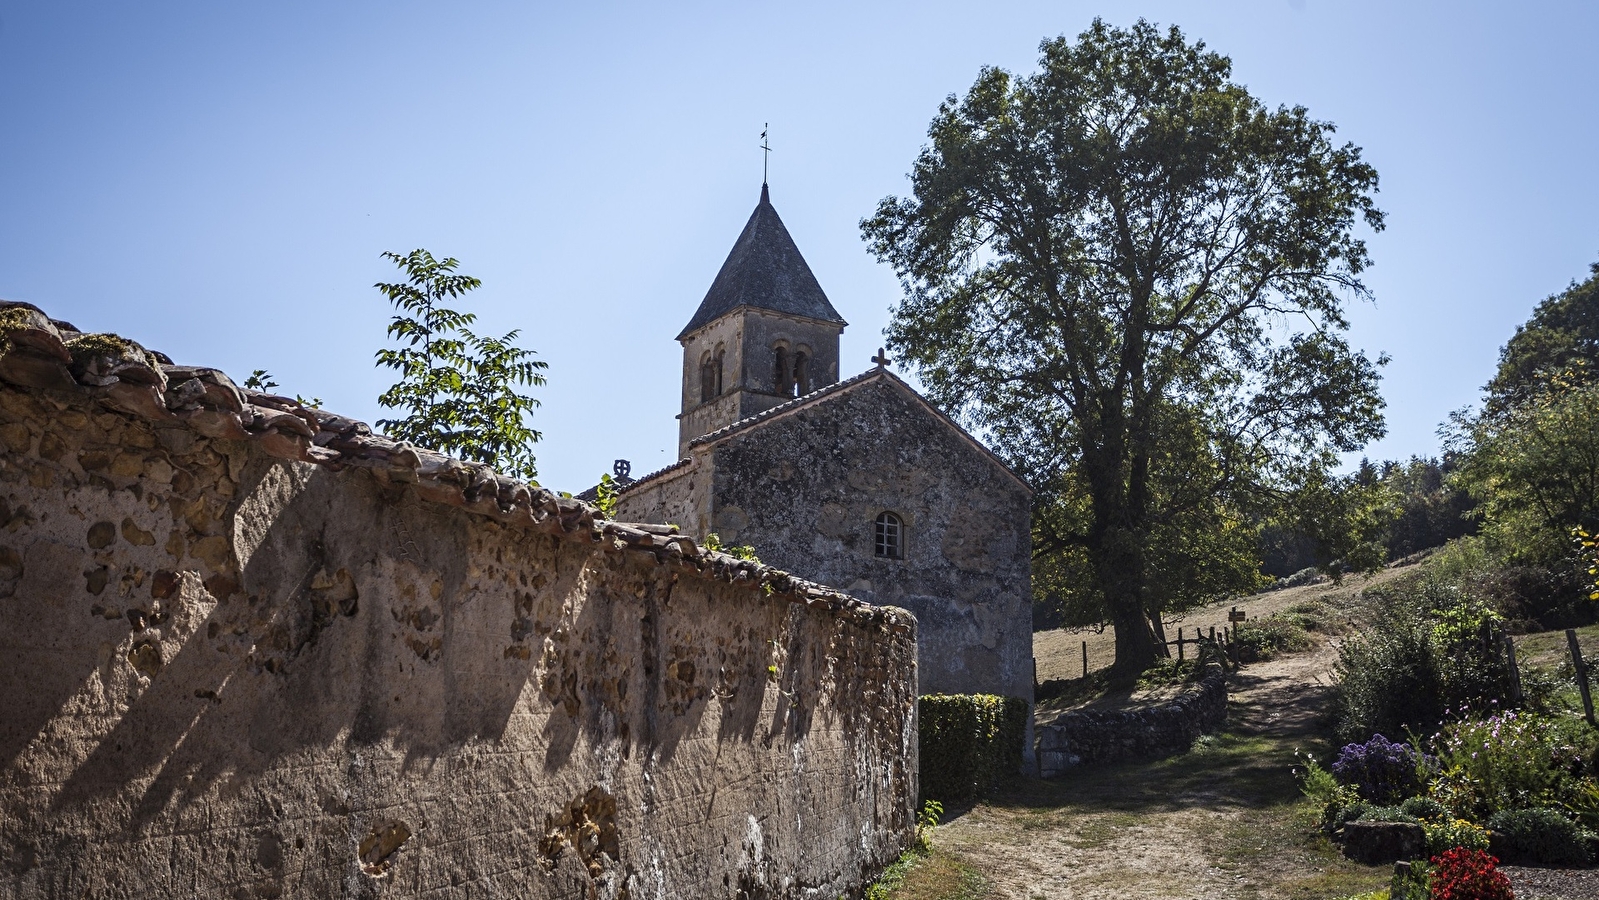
[677,185,846,340]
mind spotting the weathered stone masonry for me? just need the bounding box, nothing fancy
[0,302,918,899]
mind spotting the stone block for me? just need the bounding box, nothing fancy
[1342,821,1427,865]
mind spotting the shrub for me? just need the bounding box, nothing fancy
[1426,848,1511,900]
[1479,561,1593,630]
[1430,708,1591,819]
[1298,750,1361,832]
[1328,800,1373,834]
[1332,610,1446,742]
[1336,573,1525,744]
[917,694,1027,805]
[1362,805,1421,824]
[1333,734,1428,803]
[1428,589,1511,706]
[1486,807,1592,866]
[1233,616,1313,662]
[1425,818,1491,855]
[1401,796,1449,822]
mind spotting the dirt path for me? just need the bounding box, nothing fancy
[897,563,1593,900]
[930,637,1380,900]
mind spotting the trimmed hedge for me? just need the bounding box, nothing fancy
[918,693,1028,805]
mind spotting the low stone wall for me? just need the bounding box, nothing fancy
[0,302,918,899]
[1035,668,1226,778]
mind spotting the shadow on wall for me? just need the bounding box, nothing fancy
[18,456,807,835]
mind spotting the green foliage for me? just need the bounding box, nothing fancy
[1400,796,1448,822]
[1428,709,1595,820]
[241,369,322,407]
[1331,574,1522,743]
[917,694,1028,806]
[373,249,547,482]
[1135,657,1201,690]
[243,369,277,391]
[1360,805,1420,824]
[1297,749,1362,833]
[1422,818,1491,855]
[593,473,619,519]
[1379,457,1479,559]
[702,532,760,563]
[1451,375,1599,561]
[862,19,1386,673]
[1486,807,1592,866]
[1330,606,1445,744]
[1232,615,1314,663]
[1261,455,1477,578]
[1484,260,1599,416]
[913,800,943,853]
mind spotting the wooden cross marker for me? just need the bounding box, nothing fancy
[872,347,891,368]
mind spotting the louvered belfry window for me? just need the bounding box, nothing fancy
[874,512,903,559]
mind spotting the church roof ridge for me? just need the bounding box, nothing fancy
[676,186,846,341]
[687,367,1032,494]
[614,456,695,495]
[689,367,881,446]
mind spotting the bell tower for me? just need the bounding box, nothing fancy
[675,184,846,457]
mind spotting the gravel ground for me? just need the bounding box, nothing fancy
[1503,866,1599,900]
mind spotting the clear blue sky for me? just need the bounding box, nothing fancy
[2,1,1596,492]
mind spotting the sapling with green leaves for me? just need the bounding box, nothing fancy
[374,249,547,482]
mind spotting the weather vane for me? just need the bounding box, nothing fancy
[760,123,772,184]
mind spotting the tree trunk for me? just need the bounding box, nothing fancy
[1148,610,1170,659]
[1094,522,1160,676]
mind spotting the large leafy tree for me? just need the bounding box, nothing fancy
[862,20,1387,673]
[1484,262,1599,415]
[375,249,548,482]
[1450,261,1599,561]
[1453,377,1599,560]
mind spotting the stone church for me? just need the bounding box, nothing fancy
[615,184,1035,715]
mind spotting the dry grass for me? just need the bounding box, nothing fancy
[1032,564,1415,684]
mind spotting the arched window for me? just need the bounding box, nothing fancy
[873,512,904,559]
[699,352,715,402]
[772,344,790,395]
[792,349,809,397]
[713,347,725,396]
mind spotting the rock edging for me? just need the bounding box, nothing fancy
[1036,666,1227,777]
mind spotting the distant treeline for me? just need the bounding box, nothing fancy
[1261,455,1478,578]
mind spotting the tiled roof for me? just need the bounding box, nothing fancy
[676,185,846,340]
[688,366,1032,494]
[615,457,694,495]
[689,368,881,447]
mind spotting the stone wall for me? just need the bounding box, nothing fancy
[1035,668,1227,778]
[0,303,918,900]
[701,374,1033,709]
[613,459,708,539]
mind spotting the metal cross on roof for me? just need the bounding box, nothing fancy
[872,348,891,368]
[760,123,772,184]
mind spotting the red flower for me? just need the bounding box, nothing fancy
[1428,848,1513,900]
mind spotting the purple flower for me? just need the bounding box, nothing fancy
[1331,734,1424,803]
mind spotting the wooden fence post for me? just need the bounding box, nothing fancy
[1177,627,1185,661]
[1082,640,1088,679]
[1504,634,1523,703]
[1568,629,1595,726]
